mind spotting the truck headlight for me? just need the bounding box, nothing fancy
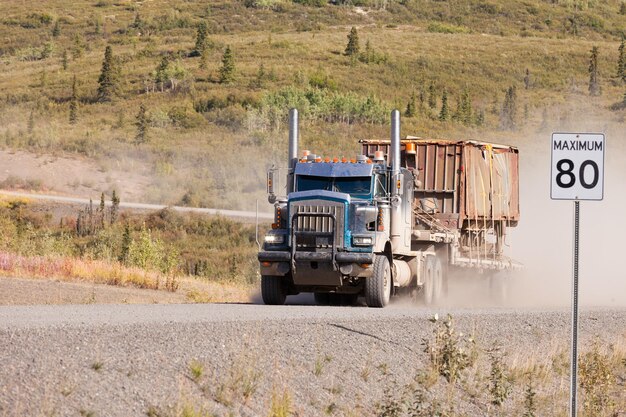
[353,236,373,246]
[264,234,285,244]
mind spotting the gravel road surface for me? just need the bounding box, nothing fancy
[1,304,624,417]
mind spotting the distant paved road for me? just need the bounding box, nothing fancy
[0,190,273,221]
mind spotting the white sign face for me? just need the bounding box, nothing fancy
[551,133,604,201]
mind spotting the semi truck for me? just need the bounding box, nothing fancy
[258,109,521,307]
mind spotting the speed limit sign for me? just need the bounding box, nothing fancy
[551,133,605,201]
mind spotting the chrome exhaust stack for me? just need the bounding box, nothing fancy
[287,108,299,194]
[389,110,402,250]
[390,109,401,196]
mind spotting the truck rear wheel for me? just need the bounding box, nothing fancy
[261,275,287,305]
[365,255,391,308]
[423,256,443,306]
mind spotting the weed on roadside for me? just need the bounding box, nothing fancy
[579,340,615,416]
[487,345,511,406]
[313,354,332,377]
[189,359,204,383]
[268,387,291,417]
[212,349,262,406]
[422,314,475,383]
[522,373,537,417]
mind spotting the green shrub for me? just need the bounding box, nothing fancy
[427,22,470,34]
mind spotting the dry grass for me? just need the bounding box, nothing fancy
[0,252,254,303]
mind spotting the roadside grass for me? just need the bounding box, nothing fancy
[0,198,259,303]
[156,315,626,416]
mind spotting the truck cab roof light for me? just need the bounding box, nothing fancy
[315,156,322,162]
[341,157,347,163]
[324,157,330,162]
[333,157,339,163]
[373,151,385,162]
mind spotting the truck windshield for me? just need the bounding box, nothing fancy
[297,176,372,198]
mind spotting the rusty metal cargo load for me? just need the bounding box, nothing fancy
[360,138,520,231]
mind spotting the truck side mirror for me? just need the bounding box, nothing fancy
[267,170,276,204]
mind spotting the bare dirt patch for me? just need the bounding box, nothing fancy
[0,276,253,306]
[0,276,186,305]
[0,149,151,201]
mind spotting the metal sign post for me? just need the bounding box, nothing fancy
[570,200,580,417]
[550,132,605,417]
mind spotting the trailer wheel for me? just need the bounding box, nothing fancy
[261,275,287,305]
[489,273,508,305]
[422,256,443,306]
[365,255,391,308]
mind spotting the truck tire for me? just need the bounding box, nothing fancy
[489,273,508,305]
[365,255,391,308]
[261,275,287,305]
[422,256,443,306]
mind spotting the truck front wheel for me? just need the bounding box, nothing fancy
[365,255,391,308]
[261,275,287,305]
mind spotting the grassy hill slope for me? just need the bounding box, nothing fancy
[0,0,624,210]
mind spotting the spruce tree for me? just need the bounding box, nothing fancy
[99,192,106,229]
[500,86,517,130]
[456,89,472,125]
[439,89,449,121]
[28,111,35,134]
[72,34,84,59]
[62,49,68,71]
[192,22,209,57]
[345,27,360,56]
[476,109,485,126]
[588,46,600,96]
[69,75,78,125]
[132,13,144,30]
[405,92,417,117]
[52,20,61,37]
[135,104,149,144]
[428,83,437,109]
[97,45,119,102]
[110,190,120,224]
[524,68,531,89]
[363,39,373,63]
[617,38,625,83]
[251,63,266,88]
[119,223,132,263]
[219,46,235,84]
[155,55,171,92]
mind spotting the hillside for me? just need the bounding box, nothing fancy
[0,0,624,210]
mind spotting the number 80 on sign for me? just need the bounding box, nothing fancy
[550,133,605,201]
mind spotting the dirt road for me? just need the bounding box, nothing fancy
[0,190,273,222]
[1,304,624,417]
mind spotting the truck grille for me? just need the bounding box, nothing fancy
[290,200,345,249]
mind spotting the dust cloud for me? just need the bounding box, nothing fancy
[501,116,626,308]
